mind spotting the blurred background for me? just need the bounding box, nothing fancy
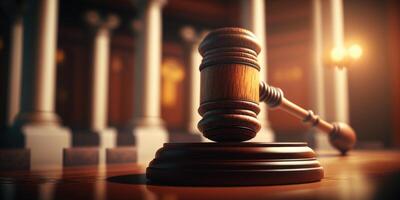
[0,0,399,169]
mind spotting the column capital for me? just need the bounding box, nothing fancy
[84,10,120,32]
[180,26,209,48]
[133,0,167,9]
[180,26,197,44]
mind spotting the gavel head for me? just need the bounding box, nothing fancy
[197,27,262,142]
[329,122,357,155]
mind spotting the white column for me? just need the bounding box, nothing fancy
[91,27,111,132]
[311,0,333,150]
[330,0,349,123]
[7,16,23,126]
[14,0,70,170]
[16,0,60,125]
[85,11,119,163]
[180,27,209,141]
[241,0,274,142]
[133,0,168,166]
[324,0,349,123]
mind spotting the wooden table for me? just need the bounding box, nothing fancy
[0,150,399,200]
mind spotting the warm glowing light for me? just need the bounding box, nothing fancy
[328,44,363,68]
[56,49,65,64]
[161,58,185,107]
[330,47,346,63]
[348,44,362,60]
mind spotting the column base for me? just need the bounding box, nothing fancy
[168,131,203,143]
[174,120,206,143]
[97,128,117,165]
[14,111,61,127]
[72,128,117,147]
[249,125,275,142]
[116,128,136,146]
[72,128,117,165]
[314,131,335,151]
[97,128,117,148]
[186,121,201,134]
[185,122,209,142]
[133,124,168,167]
[133,117,164,127]
[22,124,71,170]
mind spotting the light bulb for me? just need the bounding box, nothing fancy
[330,47,346,63]
[348,44,362,60]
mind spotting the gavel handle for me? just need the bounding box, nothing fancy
[259,82,356,154]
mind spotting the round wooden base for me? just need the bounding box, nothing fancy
[146,142,323,186]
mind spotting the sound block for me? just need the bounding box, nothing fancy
[146,142,323,186]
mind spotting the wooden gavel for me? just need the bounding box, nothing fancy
[197,27,356,154]
[147,27,328,186]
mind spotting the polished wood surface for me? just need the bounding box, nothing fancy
[147,142,323,186]
[200,65,259,103]
[0,150,399,200]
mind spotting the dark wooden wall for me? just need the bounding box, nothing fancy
[161,42,185,130]
[56,27,91,130]
[0,12,10,133]
[344,0,396,147]
[387,0,400,148]
[108,35,134,128]
[266,0,312,139]
[56,25,137,131]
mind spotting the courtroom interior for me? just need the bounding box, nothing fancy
[0,0,399,199]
